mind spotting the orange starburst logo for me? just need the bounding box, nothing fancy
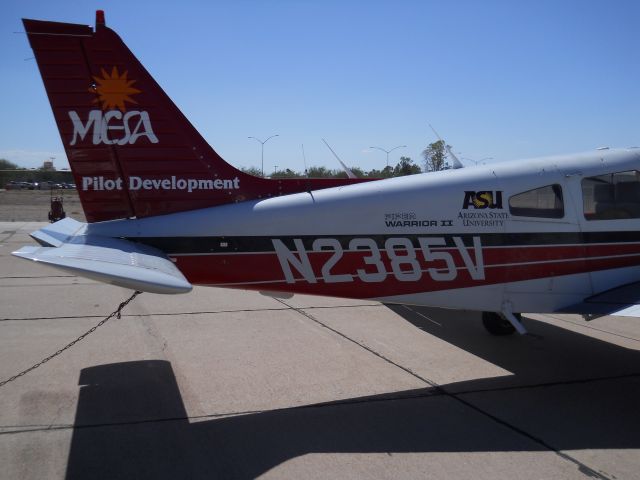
[90,66,141,112]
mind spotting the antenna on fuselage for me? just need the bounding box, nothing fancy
[302,143,312,193]
[301,144,308,177]
[429,124,463,169]
[321,138,357,179]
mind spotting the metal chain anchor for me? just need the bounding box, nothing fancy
[0,290,142,388]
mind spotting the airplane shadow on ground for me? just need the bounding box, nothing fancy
[65,310,640,479]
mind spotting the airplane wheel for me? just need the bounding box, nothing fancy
[482,312,517,336]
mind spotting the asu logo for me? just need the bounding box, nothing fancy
[68,67,158,146]
[462,191,503,209]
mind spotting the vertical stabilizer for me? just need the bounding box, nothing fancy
[23,12,368,222]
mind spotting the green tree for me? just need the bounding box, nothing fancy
[349,166,366,178]
[393,156,421,176]
[306,166,329,178]
[240,166,264,177]
[421,140,450,172]
[271,168,303,179]
[306,166,347,178]
[0,159,20,170]
[366,166,394,178]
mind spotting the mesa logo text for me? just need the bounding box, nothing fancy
[68,67,158,147]
[82,176,240,192]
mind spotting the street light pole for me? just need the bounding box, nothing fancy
[369,145,407,169]
[248,135,279,177]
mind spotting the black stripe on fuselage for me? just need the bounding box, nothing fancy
[129,231,640,255]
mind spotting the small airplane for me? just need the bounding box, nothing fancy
[14,12,640,336]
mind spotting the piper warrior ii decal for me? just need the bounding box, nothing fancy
[14,11,640,338]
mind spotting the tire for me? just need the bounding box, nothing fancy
[482,311,517,336]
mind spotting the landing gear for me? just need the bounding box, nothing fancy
[482,311,522,336]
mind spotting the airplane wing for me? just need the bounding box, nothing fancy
[12,219,192,294]
[560,281,640,318]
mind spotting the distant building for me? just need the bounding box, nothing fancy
[42,160,55,171]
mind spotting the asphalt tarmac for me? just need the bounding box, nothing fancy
[1,221,639,479]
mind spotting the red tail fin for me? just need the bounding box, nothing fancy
[23,12,368,222]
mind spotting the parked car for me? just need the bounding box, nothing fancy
[5,181,30,190]
[40,181,64,190]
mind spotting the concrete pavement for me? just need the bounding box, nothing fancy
[1,222,639,479]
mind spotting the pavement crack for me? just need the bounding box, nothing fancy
[0,231,18,243]
[0,275,75,279]
[274,298,442,389]
[0,376,623,478]
[276,298,613,480]
[0,303,382,322]
[540,313,640,343]
[450,371,640,396]
[447,393,611,479]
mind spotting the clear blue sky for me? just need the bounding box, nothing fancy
[1,0,638,172]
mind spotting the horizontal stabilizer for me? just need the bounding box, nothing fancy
[30,217,85,247]
[13,234,192,294]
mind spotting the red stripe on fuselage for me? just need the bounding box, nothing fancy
[171,242,640,299]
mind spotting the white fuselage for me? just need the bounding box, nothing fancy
[83,148,640,313]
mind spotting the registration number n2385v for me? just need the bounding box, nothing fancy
[272,236,484,284]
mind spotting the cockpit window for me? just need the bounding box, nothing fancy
[582,170,640,220]
[509,184,564,218]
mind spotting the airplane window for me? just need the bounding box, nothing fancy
[582,170,640,220]
[509,184,564,218]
